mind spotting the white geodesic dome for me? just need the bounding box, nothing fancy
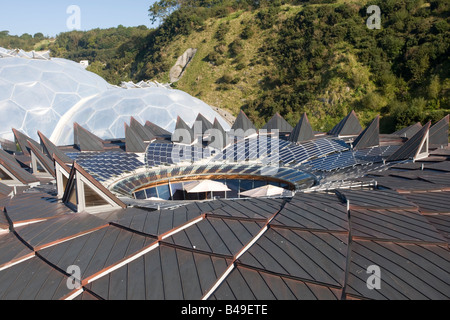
[51,86,231,146]
[0,55,111,141]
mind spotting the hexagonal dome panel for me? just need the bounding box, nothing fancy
[0,56,110,141]
[51,87,231,146]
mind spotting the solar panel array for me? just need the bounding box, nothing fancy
[210,136,286,163]
[301,145,401,172]
[279,138,349,165]
[146,142,214,167]
[66,152,144,182]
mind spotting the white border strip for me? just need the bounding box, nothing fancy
[202,225,269,300]
[86,242,160,284]
[161,216,204,240]
[0,254,35,272]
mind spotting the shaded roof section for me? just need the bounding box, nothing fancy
[208,118,229,150]
[193,113,213,135]
[73,123,105,152]
[336,189,418,210]
[0,138,16,153]
[4,191,72,227]
[353,116,380,150]
[130,117,156,143]
[0,182,12,198]
[429,115,449,147]
[350,208,446,244]
[144,120,172,138]
[37,131,72,164]
[12,129,41,156]
[346,240,449,300]
[387,122,431,162]
[172,116,195,144]
[328,110,362,137]
[289,113,315,143]
[163,216,266,257]
[0,149,39,185]
[211,265,341,300]
[392,122,423,138]
[62,162,127,213]
[0,256,73,300]
[83,244,231,300]
[38,224,157,284]
[231,110,257,136]
[125,123,148,153]
[237,226,348,288]
[27,141,55,177]
[0,177,448,300]
[263,113,293,133]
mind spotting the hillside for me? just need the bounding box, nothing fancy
[2,0,449,134]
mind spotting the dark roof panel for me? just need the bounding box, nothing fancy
[193,113,213,134]
[328,110,362,137]
[12,128,41,156]
[130,117,156,142]
[73,123,105,152]
[38,225,157,284]
[37,131,73,164]
[289,113,315,143]
[350,208,447,244]
[392,122,423,138]
[5,192,72,226]
[0,182,12,198]
[231,110,257,136]
[387,122,431,162]
[0,149,39,185]
[172,116,194,144]
[404,191,450,214]
[263,113,293,133]
[125,123,148,153]
[163,216,265,257]
[0,256,72,300]
[346,240,450,300]
[424,215,450,244]
[85,244,231,300]
[208,118,229,150]
[0,232,34,269]
[336,189,418,210]
[15,211,111,250]
[270,201,348,233]
[353,116,380,150]
[210,198,284,221]
[429,115,449,147]
[212,265,341,300]
[238,227,348,288]
[145,120,172,138]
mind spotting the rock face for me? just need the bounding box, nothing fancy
[170,48,197,83]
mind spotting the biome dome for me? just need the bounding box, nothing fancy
[0,55,111,142]
[51,86,231,146]
[0,50,230,146]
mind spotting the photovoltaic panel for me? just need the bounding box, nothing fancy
[70,152,144,181]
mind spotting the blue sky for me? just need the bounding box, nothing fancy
[0,0,159,37]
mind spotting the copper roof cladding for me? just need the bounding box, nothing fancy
[0,113,449,301]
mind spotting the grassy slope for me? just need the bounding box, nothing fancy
[152,3,383,130]
[155,9,273,116]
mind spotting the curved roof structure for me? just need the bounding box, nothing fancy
[0,54,449,301]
